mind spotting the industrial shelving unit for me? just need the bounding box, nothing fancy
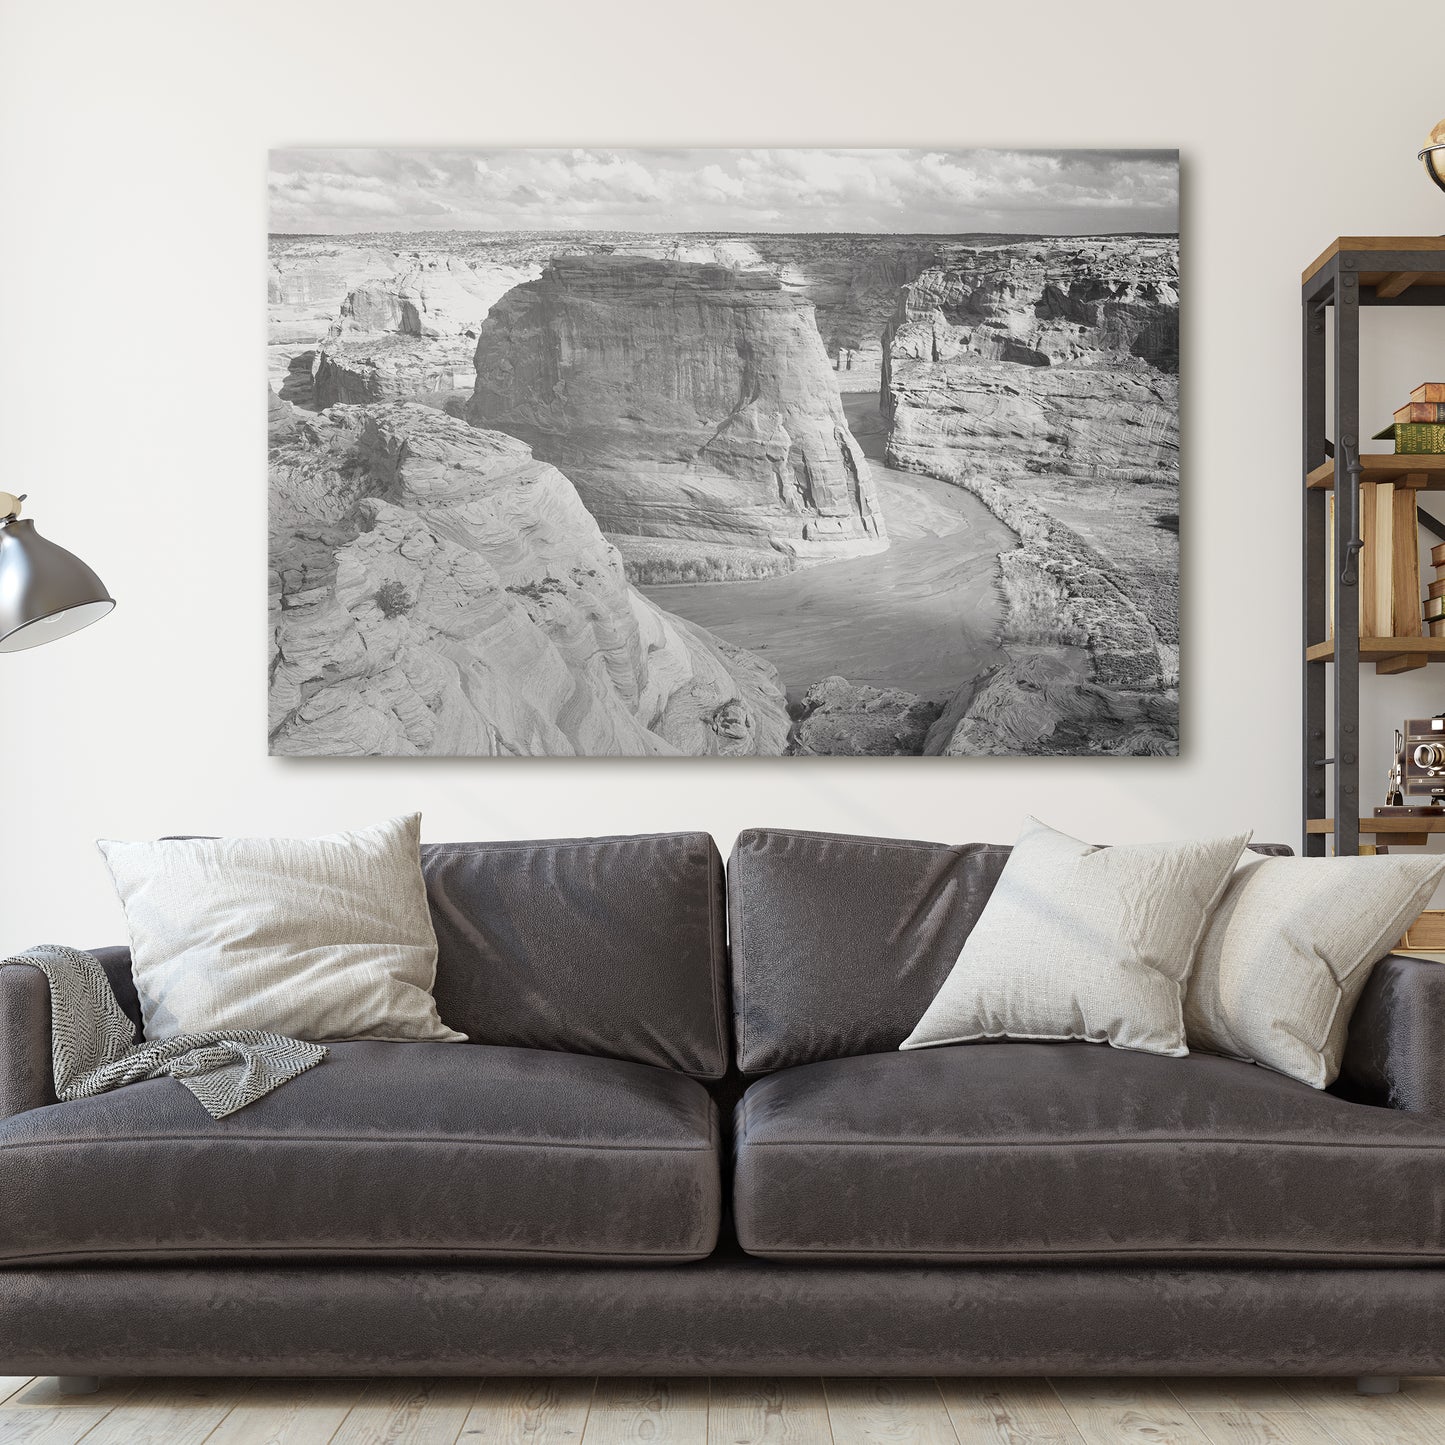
[1303,237,1445,855]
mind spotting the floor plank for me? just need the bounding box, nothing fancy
[330,1379,481,1445]
[1184,1409,1339,1445]
[824,1379,960,1445]
[78,1376,252,1445]
[937,1379,1083,1444]
[708,1379,832,1445]
[203,1378,365,1444]
[0,1378,36,1406]
[1049,1380,1212,1445]
[580,1379,709,1445]
[0,1407,114,1445]
[1162,1383,1305,1415]
[460,1379,596,1444]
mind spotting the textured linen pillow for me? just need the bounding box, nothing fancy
[900,817,1251,1057]
[1185,852,1445,1088]
[98,813,463,1043]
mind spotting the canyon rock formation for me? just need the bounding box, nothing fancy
[882,237,1180,756]
[788,676,943,757]
[269,398,790,756]
[467,257,888,578]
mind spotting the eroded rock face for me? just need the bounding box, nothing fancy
[337,257,540,341]
[269,400,789,756]
[883,237,1180,757]
[883,237,1179,481]
[788,676,942,756]
[468,257,888,570]
[313,335,476,408]
[268,243,541,405]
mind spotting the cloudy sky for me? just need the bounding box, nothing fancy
[269,148,1178,236]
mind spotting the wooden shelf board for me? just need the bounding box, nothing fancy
[1307,636,1445,666]
[1307,454,1445,489]
[1302,236,1445,285]
[1307,816,1445,836]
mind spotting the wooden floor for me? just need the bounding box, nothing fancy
[3,1375,1445,1445]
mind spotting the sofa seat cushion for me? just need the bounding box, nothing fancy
[0,1042,719,1266]
[733,1043,1445,1264]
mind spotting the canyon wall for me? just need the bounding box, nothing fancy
[269,398,790,756]
[468,256,888,580]
[881,237,1181,756]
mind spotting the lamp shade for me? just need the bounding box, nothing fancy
[1422,118,1445,193]
[0,518,115,653]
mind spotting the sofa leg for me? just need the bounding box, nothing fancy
[56,1376,100,1395]
[1356,1376,1400,1395]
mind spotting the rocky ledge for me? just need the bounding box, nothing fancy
[269,397,790,756]
[468,257,888,573]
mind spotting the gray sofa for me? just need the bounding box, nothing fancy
[2,826,1445,1382]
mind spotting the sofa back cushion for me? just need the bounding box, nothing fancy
[729,828,1009,1073]
[728,827,1292,1074]
[423,832,728,1079]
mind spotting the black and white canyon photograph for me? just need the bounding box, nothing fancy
[268,148,1180,757]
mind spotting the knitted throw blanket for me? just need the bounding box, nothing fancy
[2,944,327,1118]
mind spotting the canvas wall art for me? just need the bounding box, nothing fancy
[268,148,1179,757]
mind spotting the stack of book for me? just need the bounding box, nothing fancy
[1374,382,1445,454]
[1426,542,1445,636]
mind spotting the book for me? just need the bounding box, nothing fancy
[1425,595,1445,621]
[1393,484,1421,635]
[1396,402,1445,423]
[1430,579,1445,599]
[1375,482,1397,632]
[1434,541,1445,569]
[1432,619,1445,636]
[1371,422,1445,453]
[1412,383,1445,404]
[1361,481,1379,635]
[1399,911,1445,951]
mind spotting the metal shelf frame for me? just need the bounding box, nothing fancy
[1302,243,1445,856]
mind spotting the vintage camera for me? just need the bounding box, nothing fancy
[1386,717,1445,810]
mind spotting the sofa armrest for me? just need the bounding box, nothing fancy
[1339,954,1445,1115]
[0,962,56,1119]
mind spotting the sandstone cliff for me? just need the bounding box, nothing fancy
[269,399,790,756]
[881,237,1180,756]
[883,237,1179,480]
[467,257,888,578]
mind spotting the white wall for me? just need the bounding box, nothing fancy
[0,0,1442,947]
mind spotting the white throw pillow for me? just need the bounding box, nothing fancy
[900,817,1250,1058]
[1185,853,1445,1088]
[98,813,464,1043]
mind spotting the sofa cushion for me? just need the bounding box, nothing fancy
[727,827,1293,1074]
[0,1042,719,1266]
[424,832,728,1078]
[732,1042,1445,1263]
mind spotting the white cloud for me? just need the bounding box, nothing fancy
[269,147,1178,235]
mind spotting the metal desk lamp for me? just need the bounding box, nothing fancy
[0,491,114,652]
[1422,119,1445,193]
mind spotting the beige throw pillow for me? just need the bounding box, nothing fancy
[98,813,463,1043]
[901,818,1250,1058]
[1185,853,1445,1088]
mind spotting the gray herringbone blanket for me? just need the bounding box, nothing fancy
[2,944,327,1118]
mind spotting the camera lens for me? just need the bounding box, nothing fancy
[1415,742,1445,770]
